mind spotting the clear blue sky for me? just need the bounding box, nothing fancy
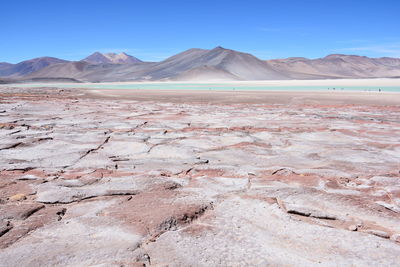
[1,0,399,63]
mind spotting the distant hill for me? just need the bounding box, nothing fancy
[83,52,142,64]
[24,60,153,82]
[267,54,400,79]
[3,48,400,82]
[0,57,68,77]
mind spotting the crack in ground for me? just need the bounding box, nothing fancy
[39,190,141,204]
[0,142,23,151]
[4,167,36,172]
[79,136,110,160]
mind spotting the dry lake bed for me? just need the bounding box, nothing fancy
[0,86,400,266]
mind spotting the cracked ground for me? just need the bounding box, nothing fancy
[0,87,400,266]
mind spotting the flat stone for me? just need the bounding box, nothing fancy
[376,201,400,213]
[390,234,400,243]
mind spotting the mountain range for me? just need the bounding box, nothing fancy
[1,47,400,82]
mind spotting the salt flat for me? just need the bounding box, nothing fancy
[0,86,400,266]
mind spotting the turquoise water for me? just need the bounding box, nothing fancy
[2,82,400,92]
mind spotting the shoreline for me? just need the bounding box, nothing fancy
[2,77,400,86]
[86,88,400,105]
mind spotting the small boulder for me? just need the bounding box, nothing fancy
[348,225,358,231]
[8,194,27,202]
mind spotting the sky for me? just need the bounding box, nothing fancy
[1,0,400,63]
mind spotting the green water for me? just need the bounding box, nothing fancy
[2,82,400,92]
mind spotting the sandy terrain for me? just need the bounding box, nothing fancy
[80,77,400,86]
[0,86,400,266]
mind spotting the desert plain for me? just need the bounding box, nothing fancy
[0,82,400,266]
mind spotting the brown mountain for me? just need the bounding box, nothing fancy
[0,57,68,77]
[83,52,142,64]
[129,46,290,81]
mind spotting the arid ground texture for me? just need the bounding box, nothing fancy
[0,86,400,266]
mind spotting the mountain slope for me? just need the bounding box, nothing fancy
[171,65,240,81]
[25,61,92,79]
[0,57,68,77]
